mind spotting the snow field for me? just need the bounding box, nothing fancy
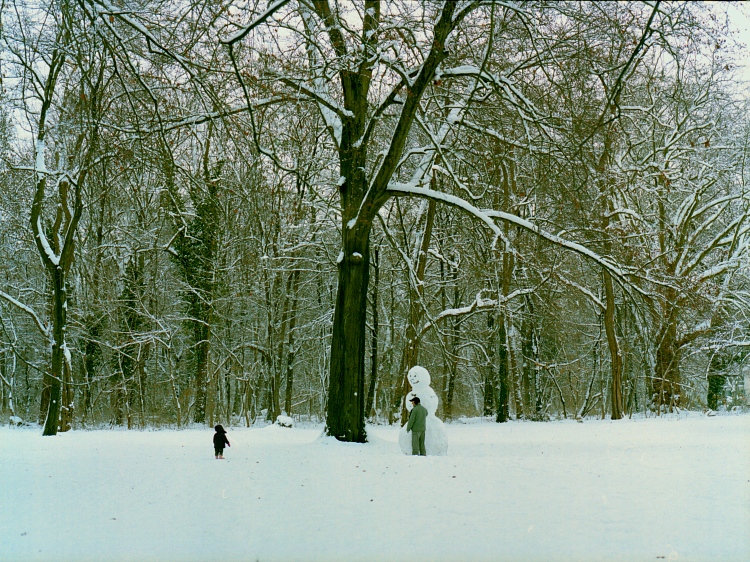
[1,414,748,562]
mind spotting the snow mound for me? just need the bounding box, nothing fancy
[8,416,28,427]
[274,415,294,428]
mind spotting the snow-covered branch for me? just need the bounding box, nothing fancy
[389,182,509,249]
[271,73,353,121]
[554,274,605,311]
[35,216,60,266]
[0,290,51,339]
[682,216,748,279]
[441,65,548,127]
[419,288,534,338]
[388,183,627,280]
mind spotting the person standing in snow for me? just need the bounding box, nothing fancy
[406,396,428,456]
[213,424,230,459]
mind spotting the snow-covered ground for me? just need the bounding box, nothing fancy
[2,413,748,562]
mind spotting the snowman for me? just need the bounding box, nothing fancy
[399,365,448,455]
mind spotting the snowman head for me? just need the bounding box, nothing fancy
[407,365,431,388]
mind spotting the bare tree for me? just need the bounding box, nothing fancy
[2,0,106,434]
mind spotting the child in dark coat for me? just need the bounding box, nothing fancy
[213,424,230,459]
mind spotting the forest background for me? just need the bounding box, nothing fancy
[1,0,750,439]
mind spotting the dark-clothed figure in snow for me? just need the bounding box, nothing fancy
[213,425,230,459]
[406,396,428,456]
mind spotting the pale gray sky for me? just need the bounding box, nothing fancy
[725,1,750,84]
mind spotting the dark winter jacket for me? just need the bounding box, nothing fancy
[406,404,428,432]
[213,425,230,449]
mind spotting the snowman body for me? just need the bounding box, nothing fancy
[399,366,448,456]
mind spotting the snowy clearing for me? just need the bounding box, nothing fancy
[2,414,749,562]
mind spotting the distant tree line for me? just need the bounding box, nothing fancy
[1,1,748,437]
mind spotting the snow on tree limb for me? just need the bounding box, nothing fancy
[419,288,535,338]
[681,216,749,279]
[554,274,606,311]
[299,7,343,148]
[441,65,548,126]
[388,183,627,281]
[35,139,47,174]
[0,290,51,339]
[271,73,353,121]
[35,216,60,266]
[374,85,474,207]
[389,181,508,249]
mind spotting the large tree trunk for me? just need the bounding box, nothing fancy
[521,312,534,415]
[495,315,510,422]
[594,104,626,421]
[314,0,460,441]
[443,269,460,420]
[0,351,7,414]
[604,270,624,419]
[192,319,210,423]
[365,248,379,419]
[495,156,514,423]
[706,353,725,410]
[60,344,74,432]
[652,301,681,412]
[81,319,100,422]
[43,268,67,435]
[707,376,725,411]
[521,299,543,419]
[444,350,459,420]
[510,333,523,418]
[284,270,301,415]
[269,274,292,422]
[41,266,74,434]
[32,178,84,436]
[326,228,370,442]
[483,315,496,416]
